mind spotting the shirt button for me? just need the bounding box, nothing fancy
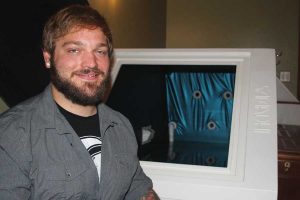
[66,172,71,177]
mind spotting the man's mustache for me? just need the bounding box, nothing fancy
[74,67,105,76]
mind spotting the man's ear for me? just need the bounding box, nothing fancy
[43,51,51,68]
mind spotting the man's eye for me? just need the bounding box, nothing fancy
[68,49,79,53]
[97,50,108,55]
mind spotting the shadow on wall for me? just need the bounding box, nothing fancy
[0,0,89,108]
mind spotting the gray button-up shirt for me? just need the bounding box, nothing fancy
[0,85,152,200]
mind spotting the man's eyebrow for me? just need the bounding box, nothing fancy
[61,41,108,48]
[96,42,108,48]
[62,41,83,47]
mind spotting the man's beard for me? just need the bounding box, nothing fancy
[49,61,111,106]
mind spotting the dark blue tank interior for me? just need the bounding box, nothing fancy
[106,65,236,167]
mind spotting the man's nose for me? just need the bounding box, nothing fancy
[82,51,97,68]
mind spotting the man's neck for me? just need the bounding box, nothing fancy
[51,84,97,117]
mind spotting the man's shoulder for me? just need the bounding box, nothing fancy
[0,95,43,162]
[0,93,43,135]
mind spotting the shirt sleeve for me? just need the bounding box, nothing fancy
[103,106,154,199]
[124,160,153,200]
[0,111,32,200]
[0,146,31,200]
[121,117,153,200]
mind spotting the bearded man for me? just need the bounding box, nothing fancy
[0,4,159,200]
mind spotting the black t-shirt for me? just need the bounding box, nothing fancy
[57,104,102,180]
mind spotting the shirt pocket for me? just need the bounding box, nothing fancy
[34,164,67,199]
[44,162,88,181]
[45,164,67,181]
[38,162,90,199]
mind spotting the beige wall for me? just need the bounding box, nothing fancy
[89,0,299,97]
[89,0,166,48]
[0,97,9,113]
[166,0,299,96]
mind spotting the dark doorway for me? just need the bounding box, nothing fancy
[0,0,89,107]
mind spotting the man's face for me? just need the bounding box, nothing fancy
[44,27,111,106]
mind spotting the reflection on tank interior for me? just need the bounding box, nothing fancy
[106,65,236,167]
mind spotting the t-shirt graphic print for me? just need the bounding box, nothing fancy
[80,136,102,179]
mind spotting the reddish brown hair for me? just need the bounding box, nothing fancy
[42,4,113,57]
